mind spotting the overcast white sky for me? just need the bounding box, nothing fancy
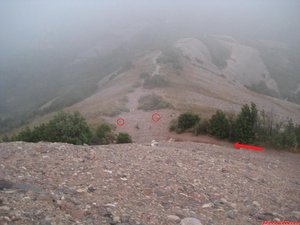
[0,0,299,62]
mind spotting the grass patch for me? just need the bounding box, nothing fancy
[143,75,169,89]
[138,94,172,111]
[246,81,279,98]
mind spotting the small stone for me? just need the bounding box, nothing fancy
[180,217,202,225]
[257,212,274,221]
[252,201,260,208]
[69,209,85,219]
[219,198,227,204]
[104,169,113,174]
[274,218,281,221]
[113,216,120,223]
[202,203,213,208]
[4,216,11,222]
[87,186,96,193]
[105,203,117,207]
[226,210,237,219]
[76,188,86,193]
[167,215,180,221]
[228,202,237,209]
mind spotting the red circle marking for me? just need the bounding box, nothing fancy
[116,117,125,126]
[152,112,161,123]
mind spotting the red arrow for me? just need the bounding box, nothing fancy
[234,142,263,151]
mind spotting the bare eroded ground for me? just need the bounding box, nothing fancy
[0,142,299,225]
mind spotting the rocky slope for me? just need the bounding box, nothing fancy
[0,142,299,225]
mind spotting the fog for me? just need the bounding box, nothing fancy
[1,0,299,63]
[0,0,300,132]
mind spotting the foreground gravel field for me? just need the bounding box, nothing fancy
[0,141,299,225]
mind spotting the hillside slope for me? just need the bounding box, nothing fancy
[54,37,300,143]
[0,142,299,225]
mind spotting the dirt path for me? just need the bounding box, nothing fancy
[151,51,161,77]
[126,88,147,113]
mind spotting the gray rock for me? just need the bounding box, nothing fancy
[252,201,261,208]
[113,216,121,223]
[87,186,96,193]
[202,203,213,208]
[39,219,52,225]
[226,210,238,219]
[219,198,227,204]
[0,179,14,190]
[167,215,180,221]
[13,183,45,193]
[257,212,275,221]
[180,217,202,225]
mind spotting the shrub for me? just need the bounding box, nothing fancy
[271,120,298,151]
[233,103,258,144]
[169,119,179,133]
[93,123,115,145]
[116,132,132,144]
[208,110,229,139]
[177,113,200,131]
[45,111,92,145]
[14,111,92,145]
[194,119,209,135]
[138,94,172,111]
[14,127,33,142]
[1,134,10,142]
[295,125,300,147]
[143,75,169,89]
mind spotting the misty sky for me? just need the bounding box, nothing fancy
[0,0,299,64]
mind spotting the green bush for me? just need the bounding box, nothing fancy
[169,119,180,133]
[270,120,298,151]
[138,94,172,111]
[116,132,132,144]
[13,111,92,145]
[233,103,258,144]
[177,113,200,132]
[1,134,10,142]
[93,123,115,145]
[208,110,229,139]
[45,111,92,145]
[194,119,209,135]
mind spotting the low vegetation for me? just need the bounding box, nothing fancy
[245,82,279,98]
[92,123,115,145]
[116,132,132,144]
[138,94,172,111]
[143,75,169,89]
[208,110,229,139]
[1,111,132,145]
[170,112,200,133]
[170,103,300,152]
